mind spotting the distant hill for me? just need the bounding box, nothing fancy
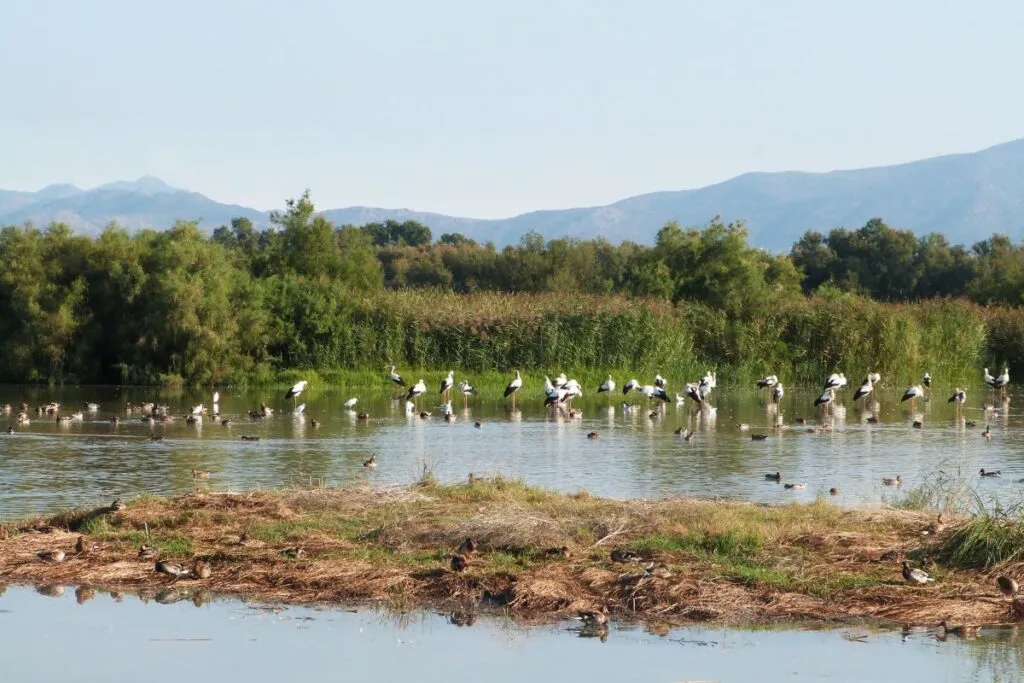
[4,139,1024,250]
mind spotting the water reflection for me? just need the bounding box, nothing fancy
[1,585,1023,683]
[1,385,1023,517]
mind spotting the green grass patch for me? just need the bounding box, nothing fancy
[939,515,1024,569]
[251,517,365,543]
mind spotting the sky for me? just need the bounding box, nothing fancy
[1,0,1023,217]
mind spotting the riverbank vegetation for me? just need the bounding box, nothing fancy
[1,479,1021,627]
[2,191,1024,386]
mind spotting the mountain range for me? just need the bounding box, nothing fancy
[3,138,1024,251]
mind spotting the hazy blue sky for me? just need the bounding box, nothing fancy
[2,0,1022,216]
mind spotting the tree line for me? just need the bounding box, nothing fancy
[2,190,1024,384]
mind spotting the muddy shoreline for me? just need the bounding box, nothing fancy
[1,480,1020,629]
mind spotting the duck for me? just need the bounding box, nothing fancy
[577,605,610,626]
[644,562,673,579]
[138,545,159,559]
[450,554,469,572]
[358,411,372,421]
[37,549,66,563]
[901,560,934,585]
[783,483,806,490]
[979,468,1002,477]
[587,431,600,440]
[543,546,571,559]
[764,472,782,481]
[922,513,945,536]
[610,548,643,563]
[109,497,126,512]
[474,421,482,429]
[736,423,750,431]
[155,560,188,577]
[74,536,90,555]
[191,559,212,579]
[457,538,478,555]
[882,475,903,486]
[829,487,841,496]
[191,469,211,479]
[997,575,1019,597]
[751,434,769,441]
[282,547,305,559]
[240,435,261,441]
[937,619,979,637]
[983,424,991,440]
[363,454,377,468]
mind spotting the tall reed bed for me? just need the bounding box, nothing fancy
[242,291,1015,388]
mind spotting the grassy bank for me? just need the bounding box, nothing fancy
[2,479,1021,627]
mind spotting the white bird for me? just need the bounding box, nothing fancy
[439,370,454,398]
[772,383,784,404]
[598,375,616,395]
[640,385,670,403]
[622,379,640,396]
[191,403,204,416]
[407,379,427,405]
[702,371,717,389]
[984,367,997,388]
[458,379,477,408]
[853,376,874,403]
[685,382,703,404]
[389,365,406,388]
[212,391,220,404]
[948,388,966,409]
[824,373,847,390]
[756,375,778,389]
[901,385,925,408]
[286,380,308,406]
[343,397,358,409]
[814,387,835,409]
[562,378,583,405]
[504,371,523,408]
[654,374,667,389]
[995,366,1010,393]
[868,372,881,385]
[922,372,932,389]
[84,402,99,412]
[552,373,567,390]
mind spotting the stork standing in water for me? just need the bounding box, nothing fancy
[622,378,639,396]
[853,375,874,406]
[923,372,931,389]
[597,375,616,404]
[772,382,784,405]
[654,374,667,390]
[389,365,406,389]
[756,375,778,390]
[407,379,427,408]
[458,379,477,409]
[504,371,523,409]
[948,388,967,414]
[814,387,835,412]
[824,372,847,391]
[286,380,308,409]
[439,371,454,401]
[901,384,925,410]
[994,366,1010,397]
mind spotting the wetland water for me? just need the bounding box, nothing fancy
[1,585,1023,683]
[1,383,1022,518]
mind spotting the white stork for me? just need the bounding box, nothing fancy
[640,385,670,403]
[772,383,784,404]
[756,375,778,389]
[814,387,835,410]
[343,397,358,409]
[654,374,667,390]
[622,378,640,396]
[407,379,427,407]
[552,373,567,390]
[439,370,454,400]
[504,371,523,408]
[948,388,966,413]
[458,379,477,408]
[597,375,616,404]
[286,380,308,408]
[824,373,847,390]
[994,366,1010,395]
[853,376,874,404]
[984,367,997,389]
[922,372,932,389]
[191,403,205,416]
[685,382,702,404]
[901,384,925,410]
[867,372,881,385]
[389,365,406,388]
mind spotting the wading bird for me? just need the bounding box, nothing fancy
[901,561,934,585]
[286,380,308,408]
[504,370,522,409]
[389,365,406,388]
[853,376,874,405]
[622,378,639,396]
[772,382,784,404]
[923,372,931,389]
[343,397,358,409]
[406,379,427,407]
[597,375,616,403]
[948,388,966,413]
[458,379,477,408]
[901,384,925,410]
[756,375,778,389]
[439,370,454,400]
[824,372,847,391]
[814,387,835,411]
